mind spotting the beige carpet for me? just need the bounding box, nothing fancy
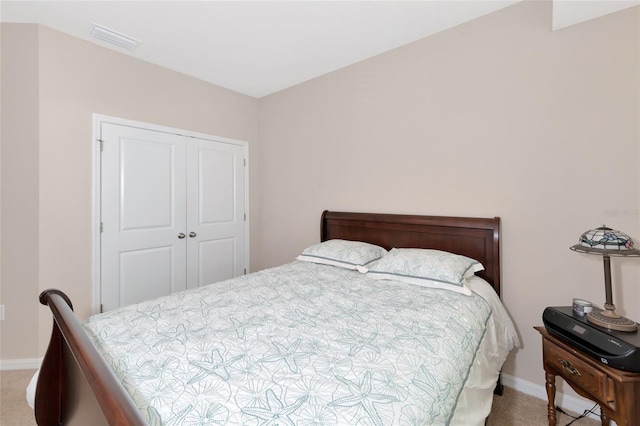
[1,369,37,426]
[487,387,599,426]
[1,369,600,425]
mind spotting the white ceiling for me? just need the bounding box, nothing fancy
[2,1,638,98]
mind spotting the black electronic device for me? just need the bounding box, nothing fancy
[543,306,640,373]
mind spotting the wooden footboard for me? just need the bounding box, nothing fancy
[36,289,146,425]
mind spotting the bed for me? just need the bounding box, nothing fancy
[35,210,518,425]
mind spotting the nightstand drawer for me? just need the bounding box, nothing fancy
[537,326,640,426]
[543,339,609,404]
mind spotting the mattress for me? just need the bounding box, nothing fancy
[79,261,518,425]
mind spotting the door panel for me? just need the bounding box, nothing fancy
[101,124,187,312]
[119,246,173,307]
[120,140,174,230]
[198,238,235,286]
[199,149,235,223]
[186,140,245,288]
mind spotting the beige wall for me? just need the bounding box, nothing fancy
[0,23,259,359]
[0,24,40,359]
[258,0,640,392]
[1,0,639,402]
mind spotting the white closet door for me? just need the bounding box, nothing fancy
[186,139,246,288]
[101,124,187,312]
[98,117,248,312]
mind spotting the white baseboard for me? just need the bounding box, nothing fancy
[502,373,611,424]
[0,358,41,371]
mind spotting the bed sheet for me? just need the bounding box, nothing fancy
[450,276,519,424]
[82,261,518,425]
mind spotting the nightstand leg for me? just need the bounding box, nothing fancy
[600,410,610,426]
[545,372,557,426]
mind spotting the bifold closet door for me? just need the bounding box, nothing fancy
[100,124,187,312]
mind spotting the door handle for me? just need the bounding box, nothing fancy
[189,232,197,238]
[178,233,186,239]
[558,358,581,376]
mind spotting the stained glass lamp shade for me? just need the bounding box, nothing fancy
[570,226,640,332]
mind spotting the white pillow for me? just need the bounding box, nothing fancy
[366,248,484,295]
[296,239,387,271]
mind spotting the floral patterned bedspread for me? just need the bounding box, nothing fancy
[83,261,492,425]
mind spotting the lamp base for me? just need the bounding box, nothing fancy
[587,309,638,332]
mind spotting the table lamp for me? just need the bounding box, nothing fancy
[570,225,640,332]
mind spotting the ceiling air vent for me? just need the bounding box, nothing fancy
[90,24,140,50]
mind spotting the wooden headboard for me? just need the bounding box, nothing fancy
[321,210,501,296]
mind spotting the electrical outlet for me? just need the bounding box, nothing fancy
[0,305,4,321]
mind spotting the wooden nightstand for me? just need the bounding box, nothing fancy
[535,326,640,426]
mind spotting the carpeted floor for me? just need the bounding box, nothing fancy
[487,387,599,426]
[1,369,600,425]
[1,369,37,426]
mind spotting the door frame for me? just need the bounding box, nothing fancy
[91,114,250,314]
